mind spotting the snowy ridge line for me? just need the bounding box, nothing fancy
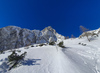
[0,26,65,50]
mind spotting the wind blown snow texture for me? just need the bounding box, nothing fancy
[0,28,100,73]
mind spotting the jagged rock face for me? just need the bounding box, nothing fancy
[41,26,66,41]
[0,26,65,50]
[39,26,57,43]
[32,30,45,44]
[32,26,58,44]
[0,26,36,50]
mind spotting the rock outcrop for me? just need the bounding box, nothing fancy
[0,26,65,50]
[0,26,36,50]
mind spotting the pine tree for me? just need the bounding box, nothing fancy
[66,36,69,39]
[80,25,90,42]
[80,25,89,32]
[57,41,66,48]
[8,50,27,70]
[71,34,75,39]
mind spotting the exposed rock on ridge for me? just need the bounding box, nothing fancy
[0,26,36,50]
[0,26,65,50]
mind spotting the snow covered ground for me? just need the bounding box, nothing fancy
[0,35,100,73]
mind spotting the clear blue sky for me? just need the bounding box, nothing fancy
[0,0,100,37]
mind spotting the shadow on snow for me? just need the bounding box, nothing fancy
[22,59,41,66]
[0,58,41,73]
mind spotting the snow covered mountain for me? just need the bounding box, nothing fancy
[79,28,100,39]
[0,26,36,50]
[0,26,65,50]
[0,28,100,73]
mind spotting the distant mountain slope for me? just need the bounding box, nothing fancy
[0,26,65,50]
[79,28,100,38]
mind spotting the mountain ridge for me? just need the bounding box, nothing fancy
[0,26,65,50]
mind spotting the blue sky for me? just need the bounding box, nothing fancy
[0,0,100,37]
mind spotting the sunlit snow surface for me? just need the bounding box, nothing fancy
[1,35,100,73]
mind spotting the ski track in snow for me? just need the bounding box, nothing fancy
[62,48,96,73]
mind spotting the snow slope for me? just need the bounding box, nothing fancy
[0,32,100,73]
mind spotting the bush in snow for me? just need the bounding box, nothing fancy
[82,43,86,46]
[91,32,98,37]
[58,41,66,48]
[36,45,38,47]
[78,42,86,46]
[78,42,81,44]
[66,36,69,39]
[39,43,46,47]
[49,42,55,45]
[8,50,27,70]
[17,50,21,53]
[31,45,34,47]
[0,50,4,54]
[71,34,76,39]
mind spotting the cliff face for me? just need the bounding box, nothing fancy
[0,26,65,50]
[0,26,36,50]
[36,26,57,43]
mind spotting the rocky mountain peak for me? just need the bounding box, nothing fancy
[0,26,65,50]
[42,26,56,34]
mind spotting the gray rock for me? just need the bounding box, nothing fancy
[0,26,36,50]
[0,26,65,50]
